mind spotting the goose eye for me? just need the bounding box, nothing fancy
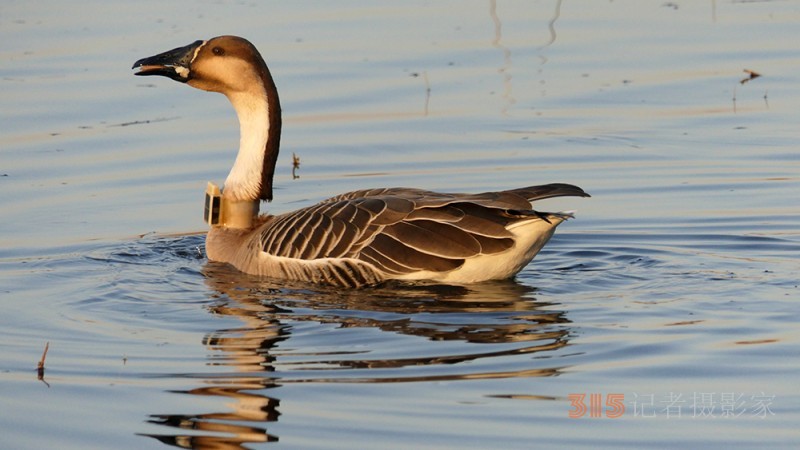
[212,47,225,56]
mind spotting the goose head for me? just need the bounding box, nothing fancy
[133,36,282,203]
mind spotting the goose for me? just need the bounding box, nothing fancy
[133,35,589,288]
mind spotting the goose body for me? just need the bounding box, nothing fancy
[133,36,589,287]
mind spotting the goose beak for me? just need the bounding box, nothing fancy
[132,40,205,82]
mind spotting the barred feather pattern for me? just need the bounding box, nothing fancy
[250,183,589,286]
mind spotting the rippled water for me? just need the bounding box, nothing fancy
[2,1,799,449]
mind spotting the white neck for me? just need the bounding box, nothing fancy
[223,89,270,202]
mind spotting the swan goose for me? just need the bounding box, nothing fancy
[133,35,589,288]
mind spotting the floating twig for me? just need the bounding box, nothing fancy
[292,152,301,179]
[740,69,761,85]
[37,342,50,387]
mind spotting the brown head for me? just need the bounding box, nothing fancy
[133,36,282,202]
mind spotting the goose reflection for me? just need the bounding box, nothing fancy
[142,261,572,448]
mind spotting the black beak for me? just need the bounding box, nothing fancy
[132,40,204,82]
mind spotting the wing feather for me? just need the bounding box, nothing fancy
[405,205,464,223]
[258,183,588,278]
[359,246,415,275]
[368,234,464,272]
[507,183,590,201]
[381,220,481,258]
[368,197,415,225]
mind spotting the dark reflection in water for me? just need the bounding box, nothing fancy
[142,256,572,448]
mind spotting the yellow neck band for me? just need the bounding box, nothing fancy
[204,182,259,229]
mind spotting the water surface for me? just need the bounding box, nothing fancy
[1,1,799,448]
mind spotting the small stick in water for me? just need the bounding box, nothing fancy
[37,342,50,386]
[740,69,761,85]
[292,152,301,179]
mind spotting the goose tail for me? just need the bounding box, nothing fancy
[508,183,590,202]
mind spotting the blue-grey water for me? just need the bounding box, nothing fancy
[2,1,799,448]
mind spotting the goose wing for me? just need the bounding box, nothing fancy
[259,184,588,275]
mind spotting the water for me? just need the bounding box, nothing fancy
[2,1,799,448]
